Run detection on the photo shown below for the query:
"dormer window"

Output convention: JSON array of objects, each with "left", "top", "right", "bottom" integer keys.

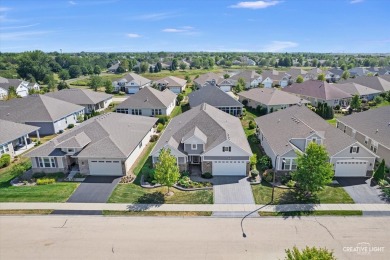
[
  {"left": 222, "top": 146, "right": 231, "bottom": 152},
  {"left": 191, "top": 144, "right": 197, "bottom": 150},
  {"left": 311, "top": 137, "right": 317, "bottom": 143},
  {"left": 350, "top": 146, "right": 359, "bottom": 154}
]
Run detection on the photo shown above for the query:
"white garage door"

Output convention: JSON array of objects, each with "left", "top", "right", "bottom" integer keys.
[
  {"left": 334, "top": 160, "right": 368, "bottom": 177},
  {"left": 88, "top": 160, "right": 123, "bottom": 176},
  {"left": 219, "top": 86, "right": 231, "bottom": 92},
  {"left": 212, "top": 160, "right": 246, "bottom": 176},
  {"left": 169, "top": 87, "right": 181, "bottom": 94}
]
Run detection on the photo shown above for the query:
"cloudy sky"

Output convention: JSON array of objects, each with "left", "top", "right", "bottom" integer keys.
[{"left": 0, "top": 0, "right": 389, "bottom": 53}]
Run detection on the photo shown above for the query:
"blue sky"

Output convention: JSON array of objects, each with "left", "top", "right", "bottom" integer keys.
[{"left": 0, "top": 0, "right": 389, "bottom": 53}]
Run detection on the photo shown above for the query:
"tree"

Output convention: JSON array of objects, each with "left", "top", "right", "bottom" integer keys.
[
  {"left": 59, "top": 69, "right": 70, "bottom": 81},
  {"left": 341, "top": 70, "right": 350, "bottom": 80},
  {"left": 292, "top": 142, "right": 334, "bottom": 197},
  {"left": 234, "top": 77, "right": 246, "bottom": 93},
  {"left": 90, "top": 75, "right": 102, "bottom": 91},
  {"left": 185, "top": 75, "right": 191, "bottom": 83},
  {"left": 154, "top": 148, "right": 180, "bottom": 195},
  {"left": 179, "top": 62, "right": 187, "bottom": 70},
  {"left": 177, "top": 93, "right": 184, "bottom": 103},
  {"left": 317, "top": 73, "right": 325, "bottom": 81},
  {"left": 94, "top": 65, "right": 101, "bottom": 75},
  {"left": 250, "top": 154, "right": 257, "bottom": 169},
  {"left": 149, "top": 66, "right": 154, "bottom": 73},
  {"left": 17, "top": 50, "right": 52, "bottom": 82},
  {"left": 57, "top": 81, "right": 69, "bottom": 90},
  {"left": 156, "top": 62, "right": 162, "bottom": 72},
  {"left": 104, "top": 79, "right": 113, "bottom": 94},
  {"left": 68, "top": 65, "right": 82, "bottom": 78},
  {"left": 171, "top": 59, "right": 178, "bottom": 71},
  {"left": 373, "top": 159, "right": 386, "bottom": 182},
  {"left": 350, "top": 94, "right": 361, "bottom": 110},
  {"left": 223, "top": 74, "right": 230, "bottom": 79},
  {"left": 285, "top": 246, "right": 336, "bottom": 260},
  {"left": 116, "top": 66, "right": 126, "bottom": 73},
  {"left": 7, "top": 86, "right": 17, "bottom": 100},
  {"left": 296, "top": 75, "right": 304, "bottom": 83},
  {"left": 140, "top": 62, "right": 149, "bottom": 73}
]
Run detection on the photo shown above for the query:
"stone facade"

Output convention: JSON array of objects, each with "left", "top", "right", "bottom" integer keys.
[
  {"left": 178, "top": 163, "right": 188, "bottom": 172},
  {"left": 202, "top": 161, "right": 212, "bottom": 173},
  {"left": 78, "top": 159, "right": 90, "bottom": 175}
]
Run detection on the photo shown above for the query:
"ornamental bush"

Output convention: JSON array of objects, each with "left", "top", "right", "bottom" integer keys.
[{"left": 36, "top": 178, "right": 56, "bottom": 185}]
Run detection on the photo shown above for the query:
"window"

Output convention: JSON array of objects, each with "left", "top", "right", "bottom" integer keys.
[
  {"left": 152, "top": 109, "right": 162, "bottom": 116},
  {"left": 191, "top": 144, "right": 197, "bottom": 150},
  {"left": 282, "top": 158, "right": 297, "bottom": 171},
  {"left": 350, "top": 146, "right": 359, "bottom": 153},
  {"left": 138, "top": 141, "right": 142, "bottom": 148},
  {"left": 116, "top": 108, "right": 129, "bottom": 114},
  {"left": 222, "top": 146, "right": 231, "bottom": 152},
  {"left": 364, "top": 137, "right": 369, "bottom": 144},
  {"left": 131, "top": 109, "right": 142, "bottom": 115},
  {"left": 0, "top": 144, "right": 10, "bottom": 155},
  {"left": 38, "top": 157, "right": 56, "bottom": 168},
  {"left": 312, "top": 137, "right": 317, "bottom": 143},
  {"left": 68, "top": 148, "right": 74, "bottom": 153}
]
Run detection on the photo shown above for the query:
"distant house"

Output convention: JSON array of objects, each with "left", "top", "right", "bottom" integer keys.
[
  {"left": 0, "top": 77, "right": 32, "bottom": 99},
  {"left": 255, "top": 106, "right": 377, "bottom": 177},
  {"left": 379, "top": 75, "right": 390, "bottom": 83},
  {"left": 336, "top": 106, "right": 390, "bottom": 167},
  {"left": 230, "top": 70, "right": 262, "bottom": 89},
  {"left": 348, "top": 67, "right": 371, "bottom": 77},
  {"left": 46, "top": 89, "right": 113, "bottom": 114},
  {"left": 238, "top": 88, "right": 310, "bottom": 113},
  {"left": 327, "top": 68, "right": 344, "bottom": 82},
  {"left": 0, "top": 119, "right": 40, "bottom": 158},
  {"left": 112, "top": 73, "right": 151, "bottom": 94},
  {"left": 155, "top": 76, "right": 187, "bottom": 94},
  {"left": 26, "top": 113, "right": 157, "bottom": 176},
  {"left": 150, "top": 103, "right": 252, "bottom": 176},
  {"left": 193, "top": 72, "right": 235, "bottom": 92},
  {"left": 283, "top": 80, "right": 351, "bottom": 107},
  {"left": 0, "top": 95, "right": 84, "bottom": 136},
  {"left": 285, "top": 68, "right": 308, "bottom": 83},
  {"left": 107, "top": 61, "right": 121, "bottom": 73},
  {"left": 332, "top": 82, "right": 380, "bottom": 101},
  {"left": 339, "top": 76, "right": 390, "bottom": 93},
  {"left": 305, "top": 68, "right": 323, "bottom": 80},
  {"left": 188, "top": 84, "right": 243, "bottom": 116},
  {"left": 115, "top": 86, "right": 176, "bottom": 116},
  {"left": 261, "top": 70, "right": 289, "bottom": 88}
]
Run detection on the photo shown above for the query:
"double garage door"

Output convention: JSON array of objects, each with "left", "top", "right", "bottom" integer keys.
[
  {"left": 334, "top": 159, "right": 368, "bottom": 177},
  {"left": 212, "top": 160, "right": 246, "bottom": 176},
  {"left": 88, "top": 160, "right": 123, "bottom": 176}
]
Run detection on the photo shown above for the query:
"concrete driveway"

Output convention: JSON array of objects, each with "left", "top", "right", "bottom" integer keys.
[
  {"left": 67, "top": 176, "right": 121, "bottom": 203},
  {"left": 336, "top": 177, "right": 387, "bottom": 204}
]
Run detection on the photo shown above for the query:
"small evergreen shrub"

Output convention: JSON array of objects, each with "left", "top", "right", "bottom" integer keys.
[
  {"left": 201, "top": 172, "right": 213, "bottom": 179},
  {"left": 36, "top": 178, "right": 56, "bottom": 185}
]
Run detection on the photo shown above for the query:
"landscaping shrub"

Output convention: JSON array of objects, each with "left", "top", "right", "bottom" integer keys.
[
  {"left": 118, "top": 91, "right": 125, "bottom": 96},
  {"left": 286, "top": 180, "right": 296, "bottom": 188},
  {"left": 181, "top": 171, "right": 190, "bottom": 177},
  {"left": 0, "top": 154, "right": 11, "bottom": 168},
  {"left": 334, "top": 105, "right": 340, "bottom": 110},
  {"left": 248, "top": 120, "right": 256, "bottom": 129},
  {"left": 285, "top": 246, "right": 336, "bottom": 260},
  {"left": 250, "top": 135, "right": 260, "bottom": 144},
  {"left": 73, "top": 172, "right": 84, "bottom": 178},
  {"left": 177, "top": 176, "right": 191, "bottom": 188},
  {"left": 46, "top": 172, "right": 65, "bottom": 180},
  {"left": 58, "top": 130, "right": 64, "bottom": 134},
  {"left": 156, "top": 115, "right": 169, "bottom": 125},
  {"left": 150, "top": 135, "right": 159, "bottom": 142},
  {"left": 250, "top": 169, "right": 259, "bottom": 179},
  {"left": 67, "top": 124, "right": 74, "bottom": 129},
  {"left": 32, "top": 172, "right": 46, "bottom": 179},
  {"left": 379, "top": 179, "right": 389, "bottom": 187},
  {"left": 281, "top": 175, "right": 292, "bottom": 185},
  {"left": 374, "top": 96, "right": 383, "bottom": 104},
  {"left": 258, "top": 155, "right": 272, "bottom": 171},
  {"left": 263, "top": 171, "right": 274, "bottom": 183},
  {"left": 368, "top": 101, "right": 377, "bottom": 107},
  {"left": 373, "top": 159, "right": 386, "bottom": 182},
  {"left": 156, "top": 123, "right": 164, "bottom": 133},
  {"left": 144, "top": 168, "right": 155, "bottom": 183},
  {"left": 36, "top": 177, "right": 56, "bottom": 185},
  {"left": 201, "top": 172, "right": 213, "bottom": 179},
  {"left": 242, "top": 99, "right": 248, "bottom": 106}
]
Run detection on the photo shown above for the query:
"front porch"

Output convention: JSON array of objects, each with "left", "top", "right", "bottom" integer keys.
[{"left": 13, "top": 142, "right": 36, "bottom": 157}]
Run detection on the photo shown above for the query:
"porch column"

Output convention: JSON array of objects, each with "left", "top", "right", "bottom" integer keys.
[
  {"left": 23, "top": 135, "right": 28, "bottom": 150},
  {"left": 36, "top": 130, "right": 40, "bottom": 141}
]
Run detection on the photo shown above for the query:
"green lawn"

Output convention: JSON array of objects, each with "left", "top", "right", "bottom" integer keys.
[
  {"left": 252, "top": 182, "right": 354, "bottom": 205},
  {"left": 142, "top": 68, "right": 222, "bottom": 81},
  {"left": 259, "top": 210, "right": 362, "bottom": 217},
  {"left": 108, "top": 184, "right": 213, "bottom": 204},
  {"left": 326, "top": 118, "right": 337, "bottom": 126},
  {"left": 103, "top": 210, "right": 212, "bottom": 216},
  {"left": 374, "top": 100, "right": 390, "bottom": 108}
]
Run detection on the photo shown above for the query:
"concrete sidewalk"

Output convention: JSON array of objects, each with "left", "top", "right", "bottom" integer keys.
[{"left": 1, "top": 203, "right": 390, "bottom": 212}]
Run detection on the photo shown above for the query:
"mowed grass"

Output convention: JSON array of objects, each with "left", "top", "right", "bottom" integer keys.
[
  {"left": 103, "top": 210, "right": 212, "bottom": 217},
  {"left": 251, "top": 182, "right": 354, "bottom": 205},
  {"left": 0, "top": 210, "right": 53, "bottom": 215},
  {"left": 259, "top": 210, "right": 362, "bottom": 217},
  {"left": 142, "top": 68, "right": 222, "bottom": 81},
  {"left": 108, "top": 184, "right": 213, "bottom": 204}
]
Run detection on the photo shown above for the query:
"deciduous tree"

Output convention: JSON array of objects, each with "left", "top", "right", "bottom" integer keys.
[{"left": 154, "top": 148, "right": 180, "bottom": 195}]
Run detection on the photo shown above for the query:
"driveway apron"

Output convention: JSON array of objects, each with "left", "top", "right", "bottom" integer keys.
[{"left": 336, "top": 177, "right": 387, "bottom": 204}]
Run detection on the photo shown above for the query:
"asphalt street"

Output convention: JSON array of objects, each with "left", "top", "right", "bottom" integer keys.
[{"left": 1, "top": 215, "right": 389, "bottom": 259}]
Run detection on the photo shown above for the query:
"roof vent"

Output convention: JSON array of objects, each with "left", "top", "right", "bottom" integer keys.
[
  {"left": 277, "top": 119, "right": 280, "bottom": 123},
  {"left": 376, "top": 129, "right": 379, "bottom": 133}
]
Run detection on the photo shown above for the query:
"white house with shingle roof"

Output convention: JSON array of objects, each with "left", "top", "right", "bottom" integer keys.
[
  {"left": 26, "top": 113, "right": 157, "bottom": 176},
  {"left": 112, "top": 72, "right": 151, "bottom": 94},
  {"left": 333, "top": 82, "right": 380, "bottom": 101},
  {"left": 230, "top": 70, "right": 262, "bottom": 89},
  {"left": 115, "top": 86, "right": 176, "bottom": 116},
  {"left": 0, "top": 77, "right": 31, "bottom": 99},
  {"left": 255, "top": 106, "right": 377, "bottom": 177},
  {"left": 0, "top": 95, "right": 84, "bottom": 136},
  {"left": 151, "top": 103, "right": 252, "bottom": 176},
  {"left": 155, "top": 76, "right": 187, "bottom": 94}
]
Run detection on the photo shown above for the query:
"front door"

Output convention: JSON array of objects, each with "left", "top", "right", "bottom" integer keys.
[{"left": 191, "top": 156, "right": 200, "bottom": 164}]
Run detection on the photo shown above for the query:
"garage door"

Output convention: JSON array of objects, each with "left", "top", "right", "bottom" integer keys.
[
  {"left": 334, "top": 160, "right": 368, "bottom": 177},
  {"left": 88, "top": 160, "right": 123, "bottom": 176},
  {"left": 169, "top": 87, "right": 181, "bottom": 94},
  {"left": 219, "top": 86, "right": 231, "bottom": 92},
  {"left": 212, "top": 160, "right": 246, "bottom": 176}
]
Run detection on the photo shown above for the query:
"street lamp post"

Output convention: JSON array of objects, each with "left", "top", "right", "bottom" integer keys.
[{"left": 272, "top": 155, "right": 279, "bottom": 202}]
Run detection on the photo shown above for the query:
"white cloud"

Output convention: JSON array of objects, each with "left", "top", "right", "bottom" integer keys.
[
  {"left": 132, "top": 12, "right": 178, "bottom": 21},
  {"left": 126, "top": 33, "right": 141, "bottom": 38},
  {"left": 162, "top": 28, "right": 186, "bottom": 33},
  {"left": 230, "top": 1, "right": 281, "bottom": 9},
  {"left": 162, "top": 26, "right": 197, "bottom": 34},
  {"left": 0, "top": 31, "right": 51, "bottom": 41},
  {"left": 261, "top": 41, "right": 298, "bottom": 52},
  {"left": 1, "top": 23, "right": 40, "bottom": 30},
  {"left": 68, "top": 1, "right": 77, "bottom": 5},
  {"left": 0, "top": 6, "right": 11, "bottom": 12},
  {"left": 350, "top": 0, "right": 364, "bottom": 3}
]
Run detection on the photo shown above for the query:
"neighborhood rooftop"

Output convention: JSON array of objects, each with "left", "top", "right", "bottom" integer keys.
[
  {"left": 332, "top": 82, "right": 381, "bottom": 96},
  {"left": 284, "top": 80, "right": 352, "bottom": 100},
  {"left": 0, "top": 119, "right": 40, "bottom": 145},
  {"left": 116, "top": 86, "right": 176, "bottom": 109},
  {"left": 117, "top": 72, "right": 151, "bottom": 85},
  {"left": 0, "top": 77, "right": 24, "bottom": 91},
  {"left": 154, "top": 76, "right": 187, "bottom": 87},
  {"left": 26, "top": 112, "right": 157, "bottom": 159},
  {"left": 237, "top": 88, "right": 310, "bottom": 106},
  {"left": 339, "top": 76, "right": 390, "bottom": 92},
  {"left": 188, "top": 84, "right": 243, "bottom": 108},
  {"left": 45, "top": 89, "right": 113, "bottom": 105}
]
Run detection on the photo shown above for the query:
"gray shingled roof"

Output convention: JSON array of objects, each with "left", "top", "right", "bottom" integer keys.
[
  {"left": 339, "top": 76, "right": 390, "bottom": 92},
  {"left": 26, "top": 112, "right": 157, "bottom": 158},
  {"left": 155, "top": 76, "right": 187, "bottom": 87},
  {"left": 193, "top": 72, "right": 222, "bottom": 86},
  {"left": 181, "top": 126, "right": 207, "bottom": 143},
  {"left": 151, "top": 103, "right": 252, "bottom": 156},
  {"left": 0, "top": 77, "right": 23, "bottom": 91},
  {"left": 284, "top": 80, "right": 352, "bottom": 100},
  {"left": 230, "top": 70, "right": 261, "bottom": 83},
  {"left": 188, "top": 84, "right": 243, "bottom": 108},
  {"left": 337, "top": 106, "right": 390, "bottom": 148},
  {"left": 333, "top": 82, "right": 381, "bottom": 96},
  {"left": 328, "top": 68, "right": 344, "bottom": 77},
  {"left": 116, "top": 87, "right": 176, "bottom": 109},
  {"left": 285, "top": 68, "right": 308, "bottom": 79},
  {"left": 0, "top": 95, "right": 84, "bottom": 123},
  {"left": 55, "top": 132, "right": 91, "bottom": 149},
  {"left": 379, "top": 75, "right": 390, "bottom": 82},
  {"left": 115, "top": 72, "right": 151, "bottom": 86},
  {"left": 0, "top": 119, "right": 40, "bottom": 145},
  {"left": 255, "top": 105, "right": 359, "bottom": 156},
  {"left": 238, "top": 88, "right": 310, "bottom": 106},
  {"left": 46, "top": 89, "right": 113, "bottom": 105}
]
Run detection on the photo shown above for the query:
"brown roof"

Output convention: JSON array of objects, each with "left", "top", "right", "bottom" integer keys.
[
  {"left": 284, "top": 80, "right": 351, "bottom": 100},
  {"left": 237, "top": 88, "right": 310, "bottom": 106}
]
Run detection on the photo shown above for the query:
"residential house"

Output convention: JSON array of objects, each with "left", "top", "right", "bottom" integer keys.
[
  {"left": 107, "top": 61, "right": 121, "bottom": 73},
  {"left": 155, "top": 76, "right": 187, "bottom": 94},
  {"left": 230, "top": 70, "right": 262, "bottom": 89},
  {"left": 348, "top": 67, "right": 371, "bottom": 77},
  {"left": 238, "top": 88, "right": 310, "bottom": 113},
  {"left": 285, "top": 68, "right": 308, "bottom": 83},
  {"left": 0, "top": 119, "right": 40, "bottom": 158},
  {"left": 0, "top": 77, "right": 30, "bottom": 99},
  {"left": 255, "top": 106, "right": 377, "bottom": 177},
  {"left": 46, "top": 89, "right": 113, "bottom": 114},
  {"left": 194, "top": 72, "right": 222, "bottom": 89},
  {"left": 336, "top": 106, "right": 390, "bottom": 167},
  {"left": 151, "top": 103, "right": 252, "bottom": 176},
  {"left": 261, "top": 70, "right": 289, "bottom": 88},
  {"left": 326, "top": 68, "right": 344, "bottom": 82},
  {"left": 339, "top": 76, "right": 390, "bottom": 93},
  {"left": 0, "top": 95, "right": 84, "bottom": 136},
  {"left": 305, "top": 68, "right": 323, "bottom": 80},
  {"left": 283, "top": 80, "right": 351, "bottom": 107},
  {"left": 333, "top": 82, "right": 380, "bottom": 101},
  {"left": 188, "top": 84, "right": 243, "bottom": 116},
  {"left": 379, "top": 75, "right": 390, "bottom": 83},
  {"left": 115, "top": 86, "right": 176, "bottom": 116},
  {"left": 26, "top": 113, "right": 157, "bottom": 176},
  {"left": 112, "top": 73, "right": 151, "bottom": 94}
]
